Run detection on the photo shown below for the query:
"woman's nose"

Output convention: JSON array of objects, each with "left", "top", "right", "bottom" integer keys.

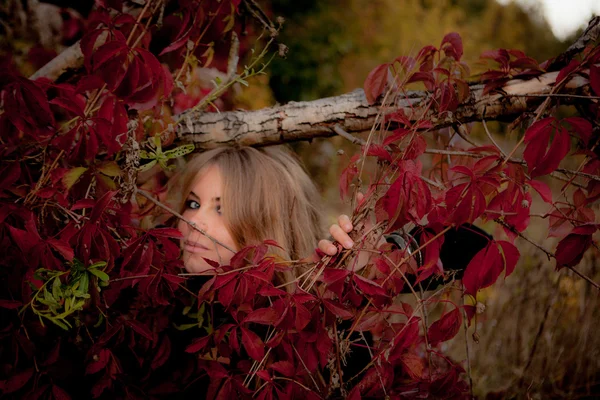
[{"left": 190, "top": 212, "right": 208, "bottom": 231}]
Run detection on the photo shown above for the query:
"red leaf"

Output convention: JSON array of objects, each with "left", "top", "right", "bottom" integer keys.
[
  {"left": 401, "top": 353, "right": 425, "bottom": 380},
  {"left": 86, "top": 349, "right": 111, "bottom": 375},
  {"left": 151, "top": 336, "right": 171, "bottom": 370},
  {"left": 322, "top": 269, "right": 350, "bottom": 284},
  {"left": 323, "top": 299, "right": 353, "bottom": 319},
  {"left": 241, "top": 328, "right": 265, "bottom": 361},
  {"left": 0, "top": 368, "right": 34, "bottom": 394},
  {"left": 462, "top": 242, "right": 504, "bottom": 296},
  {"left": 270, "top": 361, "right": 295, "bottom": 377},
  {"left": 523, "top": 118, "right": 569, "bottom": 177},
  {"left": 428, "top": 307, "right": 462, "bottom": 346},
  {"left": 185, "top": 336, "right": 210, "bottom": 353},
  {"left": 158, "top": 13, "right": 194, "bottom": 55},
  {"left": 445, "top": 183, "right": 486, "bottom": 225},
  {"left": 125, "top": 320, "right": 154, "bottom": 341},
  {"left": 256, "top": 370, "right": 271, "bottom": 382},
  {"left": 258, "top": 285, "right": 287, "bottom": 297},
  {"left": 295, "top": 303, "right": 311, "bottom": 331},
  {"left": 0, "top": 161, "right": 21, "bottom": 191},
  {"left": 354, "top": 311, "right": 383, "bottom": 331},
  {"left": 529, "top": 179, "right": 552, "bottom": 203},
  {"left": 218, "top": 279, "right": 237, "bottom": 308},
  {"left": 148, "top": 227, "right": 183, "bottom": 239},
  {"left": 555, "top": 228, "right": 595, "bottom": 269},
  {"left": 347, "top": 386, "right": 362, "bottom": 400},
  {"left": 0, "top": 299, "right": 23, "bottom": 309},
  {"left": 498, "top": 240, "right": 519, "bottom": 277},
  {"left": 47, "top": 238, "right": 74, "bottom": 261},
  {"left": 339, "top": 155, "right": 359, "bottom": 200},
  {"left": 51, "top": 385, "right": 71, "bottom": 400},
  {"left": 555, "top": 59, "right": 579, "bottom": 84},
  {"left": 563, "top": 116, "right": 592, "bottom": 145},
  {"left": 353, "top": 274, "right": 387, "bottom": 297},
  {"left": 364, "top": 63, "right": 389, "bottom": 104},
  {"left": 440, "top": 32, "right": 463, "bottom": 61},
  {"left": 463, "top": 305, "right": 476, "bottom": 325},
  {"left": 89, "top": 191, "right": 116, "bottom": 223},
  {"left": 244, "top": 308, "right": 279, "bottom": 325},
  {"left": 365, "top": 144, "right": 392, "bottom": 163}
]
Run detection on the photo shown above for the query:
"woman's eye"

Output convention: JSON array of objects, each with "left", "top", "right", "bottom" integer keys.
[
  {"left": 216, "top": 204, "right": 222, "bottom": 215},
  {"left": 186, "top": 200, "right": 200, "bottom": 210}
]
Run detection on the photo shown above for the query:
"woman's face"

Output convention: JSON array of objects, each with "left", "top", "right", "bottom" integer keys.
[{"left": 178, "top": 165, "right": 238, "bottom": 273}]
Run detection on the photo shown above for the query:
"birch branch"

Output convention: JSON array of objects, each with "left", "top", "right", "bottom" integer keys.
[{"left": 175, "top": 70, "right": 592, "bottom": 149}]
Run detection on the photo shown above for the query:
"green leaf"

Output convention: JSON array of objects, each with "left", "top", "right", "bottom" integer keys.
[
  {"left": 77, "top": 273, "right": 89, "bottom": 295},
  {"left": 49, "top": 317, "right": 70, "bottom": 330},
  {"left": 94, "top": 313, "right": 104, "bottom": 328},
  {"left": 72, "top": 299, "right": 85, "bottom": 311},
  {"left": 52, "top": 277, "right": 62, "bottom": 299},
  {"left": 138, "top": 159, "right": 157, "bottom": 172},
  {"left": 89, "top": 261, "right": 107, "bottom": 269},
  {"left": 37, "top": 297, "right": 58, "bottom": 307},
  {"left": 98, "top": 161, "right": 122, "bottom": 177},
  {"left": 173, "top": 323, "right": 201, "bottom": 331},
  {"left": 163, "top": 144, "right": 195, "bottom": 159},
  {"left": 62, "top": 167, "right": 88, "bottom": 190},
  {"left": 89, "top": 268, "right": 109, "bottom": 282}
]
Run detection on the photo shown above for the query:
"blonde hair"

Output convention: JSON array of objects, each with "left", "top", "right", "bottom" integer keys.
[{"left": 169, "top": 146, "right": 324, "bottom": 283}]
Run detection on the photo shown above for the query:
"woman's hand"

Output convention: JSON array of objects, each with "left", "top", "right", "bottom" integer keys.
[{"left": 318, "top": 214, "right": 354, "bottom": 256}]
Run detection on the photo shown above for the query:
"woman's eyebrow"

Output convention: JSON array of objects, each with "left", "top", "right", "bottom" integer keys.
[{"left": 190, "top": 192, "right": 220, "bottom": 202}]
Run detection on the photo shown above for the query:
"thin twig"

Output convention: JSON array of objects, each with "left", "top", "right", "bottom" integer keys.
[
  {"left": 482, "top": 119, "right": 508, "bottom": 159},
  {"left": 333, "top": 125, "right": 366, "bottom": 145}
]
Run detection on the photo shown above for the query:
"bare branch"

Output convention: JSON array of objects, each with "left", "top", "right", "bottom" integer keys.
[{"left": 176, "top": 70, "right": 591, "bottom": 149}]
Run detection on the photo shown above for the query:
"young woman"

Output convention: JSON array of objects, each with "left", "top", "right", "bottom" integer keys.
[{"left": 168, "top": 145, "right": 353, "bottom": 284}]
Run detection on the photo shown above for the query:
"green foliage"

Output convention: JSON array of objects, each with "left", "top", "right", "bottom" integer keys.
[{"left": 23, "top": 260, "right": 108, "bottom": 330}]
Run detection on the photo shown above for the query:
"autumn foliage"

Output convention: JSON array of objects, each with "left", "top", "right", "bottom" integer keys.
[{"left": 1, "top": 1, "right": 600, "bottom": 399}]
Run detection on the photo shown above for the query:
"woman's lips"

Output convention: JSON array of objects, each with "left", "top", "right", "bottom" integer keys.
[{"left": 183, "top": 241, "right": 210, "bottom": 253}]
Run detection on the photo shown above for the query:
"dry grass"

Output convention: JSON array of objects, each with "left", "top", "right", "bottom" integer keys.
[{"left": 447, "top": 241, "right": 600, "bottom": 399}]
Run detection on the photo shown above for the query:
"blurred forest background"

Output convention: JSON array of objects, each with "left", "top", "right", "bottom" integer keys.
[{"left": 1, "top": 0, "right": 598, "bottom": 397}]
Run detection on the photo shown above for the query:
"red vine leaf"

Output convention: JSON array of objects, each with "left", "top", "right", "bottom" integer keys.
[
  {"left": 462, "top": 242, "right": 504, "bottom": 296},
  {"left": 440, "top": 32, "right": 463, "bottom": 61},
  {"left": 555, "top": 225, "right": 597, "bottom": 269},
  {"left": 364, "top": 63, "right": 389, "bottom": 104},
  {"left": 523, "top": 117, "right": 570, "bottom": 177},
  {"left": 428, "top": 307, "right": 462, "bottom": 346},
  {"left": 241, "top": 328, "right": 265, "bottom": 361},
  {"left": 86, "top": 349, "right": 111, "bottom": 375}
]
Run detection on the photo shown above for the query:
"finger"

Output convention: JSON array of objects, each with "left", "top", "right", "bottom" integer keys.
[
  {"left": 337, "top": 214, "right": 353, "bottom": 232},
  {"left": 318, "top": 239, "right": 338, "bottom": 256},
  {"left": 329, "top": 224, "right": 354, "bottom": 249},
  {"left": 356, "top": 191, "right": 364, "bottom": 203}
]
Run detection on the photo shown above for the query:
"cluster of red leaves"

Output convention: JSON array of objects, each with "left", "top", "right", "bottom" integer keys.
[
  {"left": 361, "top": 31, "right": 600, "bottom": 277},
  {"left": 338, "top": 32, "right": 600, "bottom": 394},
  {"left": 0, "top": 0, "right": 253, "bottom": 398}
]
